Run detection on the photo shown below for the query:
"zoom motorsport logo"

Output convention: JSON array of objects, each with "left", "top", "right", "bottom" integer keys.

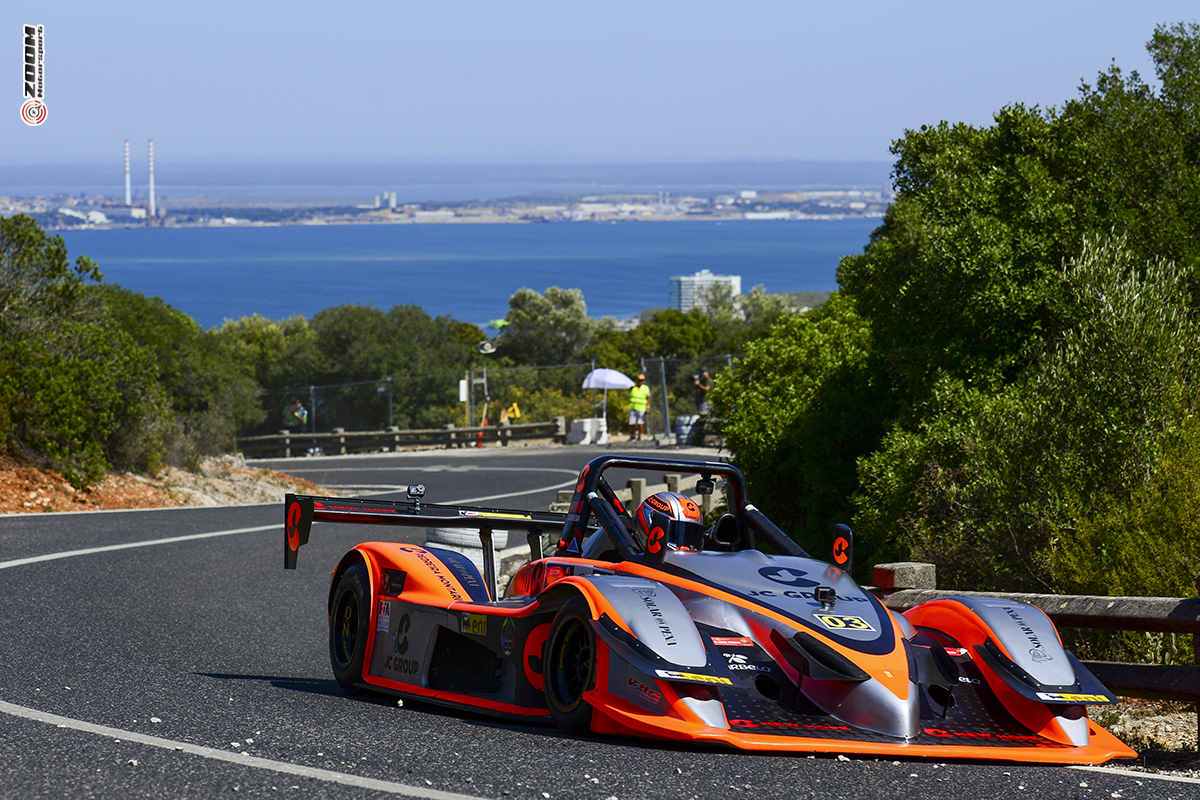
[{"left": 21, "top": 24, "right": 46, "bottom": 125}]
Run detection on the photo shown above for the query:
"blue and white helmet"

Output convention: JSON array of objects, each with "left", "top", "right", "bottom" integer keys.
[{"left": 635, "top": 491, "right": 704, "bottom": 555}]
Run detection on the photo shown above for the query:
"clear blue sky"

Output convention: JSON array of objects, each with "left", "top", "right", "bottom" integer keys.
[{"left": 4, "top": 2, "right": 1198, "bottom": 165}]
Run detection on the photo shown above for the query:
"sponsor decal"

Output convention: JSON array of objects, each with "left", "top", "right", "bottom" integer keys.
[
  {"left": 654, "top": 669, "right": 733, "bottom": 686},
  {"left": 376, "top": 600, "right": 391, "bottom": 632},
  {"left": 958, "top": 676, "right": 981, "bottom": 685},
  {"left": 711, "top": 636, "right": 754, "bottom": 647},
  {"left": 646, "top": 526, "right": 665, "bottom": 555},
  {"left": 396, "top": 545, "right": 464, "bottom": 602},
  {"left": 814, "top": 614, "right": 876, "bottom": 632},
  {"left": 723, "top": 652, "right": 769, "bottom": 672},
  {"left": 383, "top": 614, "right": 419, "bottom": 674},
  {"left": 1001, "top": 606, "right": 1054, "bottom": 664},
  {"left": 632, "top": 588, "right": 677, "bottom": 647},
  {"left": 21, "top": 24, "right": 46, "bottom": 126},
  {"left": 384, "top": 654, "right": 420, "bottom": 675},
  {"left": 832, "top": 536, "right": 850, "bottom": 566},
  {"left": 381, "top": 569, "right": 407, "bottom": 596},
  {"left": 730, "top": 719, "right": 851, "bottom": 732},
  {"left": 286, "top": 501, "right": 302, "bottom": 552},
  {"left": 923, "top": 728, "right": 1044, "bottom": 744},
  {"left": 575, "top": 465, "right": 589, "bottom": 493},
  {"left": 627, "top": 676, "right": 662, "bottom": 705},
  {"left": 945, "top": 647, "right": 968, "bottom": 657},
  {"left": 393, "top": 614, "right": 411, "bottom": 655},
  {"left": 501, "top": 617, "right": 516, "bottom": 655},
  {"left": 758, "top": 566, "right": 820, "bottom": 589},
  {"left": 746, "top": 588, "right": 869, "bottom": 603},
  {"left": 457, "top": 510, "right": 532, "bottom": 520},
  {"left": 645, "top": 495, "right": 672, "bottom": 514},
  {"left": 461, "top": 612, "right": 488, "bottom": 637},
  {"left": 679, "top": 497, "right": 700, "bottom": 520},
  {"left": 1035, "top": 691, "right": 1112, "bottom": 703}
]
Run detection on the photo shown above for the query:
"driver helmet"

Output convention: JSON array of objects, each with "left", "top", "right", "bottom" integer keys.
[{"left": 635, "top": 491, "right": 704, "bottom": 554}]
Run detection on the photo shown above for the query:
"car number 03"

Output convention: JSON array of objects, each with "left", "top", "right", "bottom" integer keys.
[{"left": 814, "top": 614, "right": 875, "bottom": 632}]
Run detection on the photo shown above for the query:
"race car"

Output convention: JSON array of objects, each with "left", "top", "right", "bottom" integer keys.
[{"left": 282, "top": 454, "right": 1134, "bottom": 764}]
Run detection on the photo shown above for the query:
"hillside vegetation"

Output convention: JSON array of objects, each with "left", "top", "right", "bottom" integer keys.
[{"left": 713, "top": 23, "right": 1200, "bottom": 623}]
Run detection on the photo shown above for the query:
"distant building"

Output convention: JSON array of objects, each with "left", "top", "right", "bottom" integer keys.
[{"left": 670, "top": 269, "right": 741, "bottom": 313}]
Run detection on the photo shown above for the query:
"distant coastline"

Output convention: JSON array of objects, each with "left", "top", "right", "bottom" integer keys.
[
  {"left": 0, "top": 159, "right": 893, "bottom": 231},
  {"left": 13, "top": 188, "right": 889, "bottom": 232}
]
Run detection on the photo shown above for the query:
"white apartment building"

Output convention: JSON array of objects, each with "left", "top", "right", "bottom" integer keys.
[{"left": 669, "top": 269, "right": 742, "bottom": 313}]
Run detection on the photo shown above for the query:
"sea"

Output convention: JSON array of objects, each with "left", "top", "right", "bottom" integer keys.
[{"left": 58, "top": 219, "right": 877, "bottom": 330}]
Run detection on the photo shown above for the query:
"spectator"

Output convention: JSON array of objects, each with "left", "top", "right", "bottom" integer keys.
[
  {"left": 693, "top": 367, "right": 712, "bottom": 415},
  {"left": 284, "top": 396, "right": 308, "bottom": 434},
  {"left": 628, "top": 374, "right": 650, "bottom": 441}
]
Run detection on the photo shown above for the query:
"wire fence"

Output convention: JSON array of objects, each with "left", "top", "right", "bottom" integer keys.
[{"left": 264, "top": 356, "right": 736, "bottom": 440}]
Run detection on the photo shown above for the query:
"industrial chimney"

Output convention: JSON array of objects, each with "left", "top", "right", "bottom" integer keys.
[
  {"left": 124, "top": 140, "right": 131, "bottom": 206},
  {"left": 148, "top": 139, "right": 156, "bottom": 218}
]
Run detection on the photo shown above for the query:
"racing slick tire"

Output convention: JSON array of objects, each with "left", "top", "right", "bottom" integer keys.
[
  {"left": 330, "top": 561, "right": 370, "bottom": 696},
  {"left": 543, "top": 595, "right": 596, "bottom": 733}
]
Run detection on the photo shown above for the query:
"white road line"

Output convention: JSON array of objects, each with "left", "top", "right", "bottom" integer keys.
[
  {"left": 0, "top": 525, "right": 276, "bottom": 571},
  {"left": 443, "top": 479, "right": 577, "bottom": 505},
  {"left": 1070, "top": 764, "right": 1200, "bottom": 785},
  {"left": 0, "top": 700, "right": 485, "bottom": 799},
  {"left": 0, "top": 478, "right": 574, "bottom": 572}
]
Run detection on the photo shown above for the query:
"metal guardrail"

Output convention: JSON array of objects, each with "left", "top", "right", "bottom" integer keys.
[
  {"left": 238, "top": 418, "right": 567, "bottom": 457},
  {"left": 873, "top": 562, "right": 1200, "bottom": 745}
]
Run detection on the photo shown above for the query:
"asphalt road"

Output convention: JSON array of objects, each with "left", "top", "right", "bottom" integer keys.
[{"left": 1, "top": 445, "right": 1195, "bottom": 799}]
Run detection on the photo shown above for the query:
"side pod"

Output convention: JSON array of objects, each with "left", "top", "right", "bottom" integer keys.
[{"left": 905, "top": 597, "right": 1119, "bottom": 747}]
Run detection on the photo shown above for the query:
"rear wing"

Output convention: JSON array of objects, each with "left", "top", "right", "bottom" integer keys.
[{"left": 284, "top": 489, "right": 571, "bottom": 591}]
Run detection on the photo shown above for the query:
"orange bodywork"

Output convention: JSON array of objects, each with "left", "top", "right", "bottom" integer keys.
[{"left": 335, "top": 543, "right": 1134, "bottom": 764}]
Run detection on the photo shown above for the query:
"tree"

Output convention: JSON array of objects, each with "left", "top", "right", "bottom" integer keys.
[
  {"left": 710, "top": 293, "right": 897, "bottom": 566},
  {"left": 0, "top": 216, "right": 170, "bottom": 483},
  {"left": 499, "top": 287, "right": 595, "bottom": 365},
  {"left": 854, "top": 237, "right": 1198, "bottom": 591}
]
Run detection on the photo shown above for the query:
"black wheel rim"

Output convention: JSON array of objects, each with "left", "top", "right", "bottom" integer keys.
[
  {"left": 333, "top": 589, "right": 359, "bottom": 667},
  {"left": 550, "top": 618, "right": 592, "bottom": 709}
]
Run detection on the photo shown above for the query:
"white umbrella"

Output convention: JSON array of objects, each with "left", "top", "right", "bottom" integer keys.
[
  {"left": 582, "top": 368, "right": 635, "bottom": 420},
  {"left": 582, "top": 368, "right": 635, "bottom": 390}
]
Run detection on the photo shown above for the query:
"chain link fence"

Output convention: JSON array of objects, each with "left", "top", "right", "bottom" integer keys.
[
  {"left": 264, "top": 356, "right": 735, "bottom": 441},
  {"left": 636, "top": 355, "right": 735, "bottom": 440}
]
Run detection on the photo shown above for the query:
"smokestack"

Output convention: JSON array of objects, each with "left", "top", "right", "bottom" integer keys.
[
  {"left": 148, "top": 139, "right": 156, "bottom": 218},
  {"left": 124, "top": 140, "right": 131, "bottom": 206}
]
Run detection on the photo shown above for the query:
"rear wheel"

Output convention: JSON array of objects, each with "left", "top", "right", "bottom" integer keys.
[
  {"left": 543, "top": 596, "right": 596, "bottom": 732},
  {"left": 330, "top": 562, "right": 369, "bottom": 695}
]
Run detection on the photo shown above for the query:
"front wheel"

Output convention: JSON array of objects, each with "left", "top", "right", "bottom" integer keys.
[
  {"left": 543, "top": 595, "right": 596, "bottom": 732},
  {"left": 330, "top": 562, "right": 370, "bottom": 695}
]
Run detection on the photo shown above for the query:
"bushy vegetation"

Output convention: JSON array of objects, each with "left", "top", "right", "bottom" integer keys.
[
  {"left": 714, "top": 22, "right": 1200, "bottom": 622},
  {"left": 0, "top": 218, "right": 799, "bottom": 484}
]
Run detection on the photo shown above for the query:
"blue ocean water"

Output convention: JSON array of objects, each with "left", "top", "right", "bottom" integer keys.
[{"left": 59, "top": 219, "right": 877, "bottom": 330}]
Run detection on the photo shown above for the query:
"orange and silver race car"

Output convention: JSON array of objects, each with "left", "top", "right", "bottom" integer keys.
[{"left": 282, "top": 455, "right": 1133, "bottom": 764}]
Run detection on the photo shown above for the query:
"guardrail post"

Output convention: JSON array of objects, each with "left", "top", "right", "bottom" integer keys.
[
  {"left": 443, "top": 423, "right": 457, "bottom": 448},
  {"left": 280, "top": 430, "right": 292, "bottom": 459},
  {"left": 664, "top": 474, "right": 680, "bottom": 493},
  {"left": 553, "top": 416, "right": 567, "bottom": 443},
  {"left": 500, "top": 417, "right": 511, "bottom": 447},
  {"left": 387, "top": 425, "right": 400, "bottom": 451},
  {"left": 333, "top": 427, "right": 346, "bottom": 455},
  {"left": 627, "top": 478, "right": 647, "bottom": 508}
]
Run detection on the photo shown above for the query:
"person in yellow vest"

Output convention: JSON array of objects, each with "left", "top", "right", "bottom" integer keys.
[{"left": 628, "top": 373, "right": 651, "bottom": 441}]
